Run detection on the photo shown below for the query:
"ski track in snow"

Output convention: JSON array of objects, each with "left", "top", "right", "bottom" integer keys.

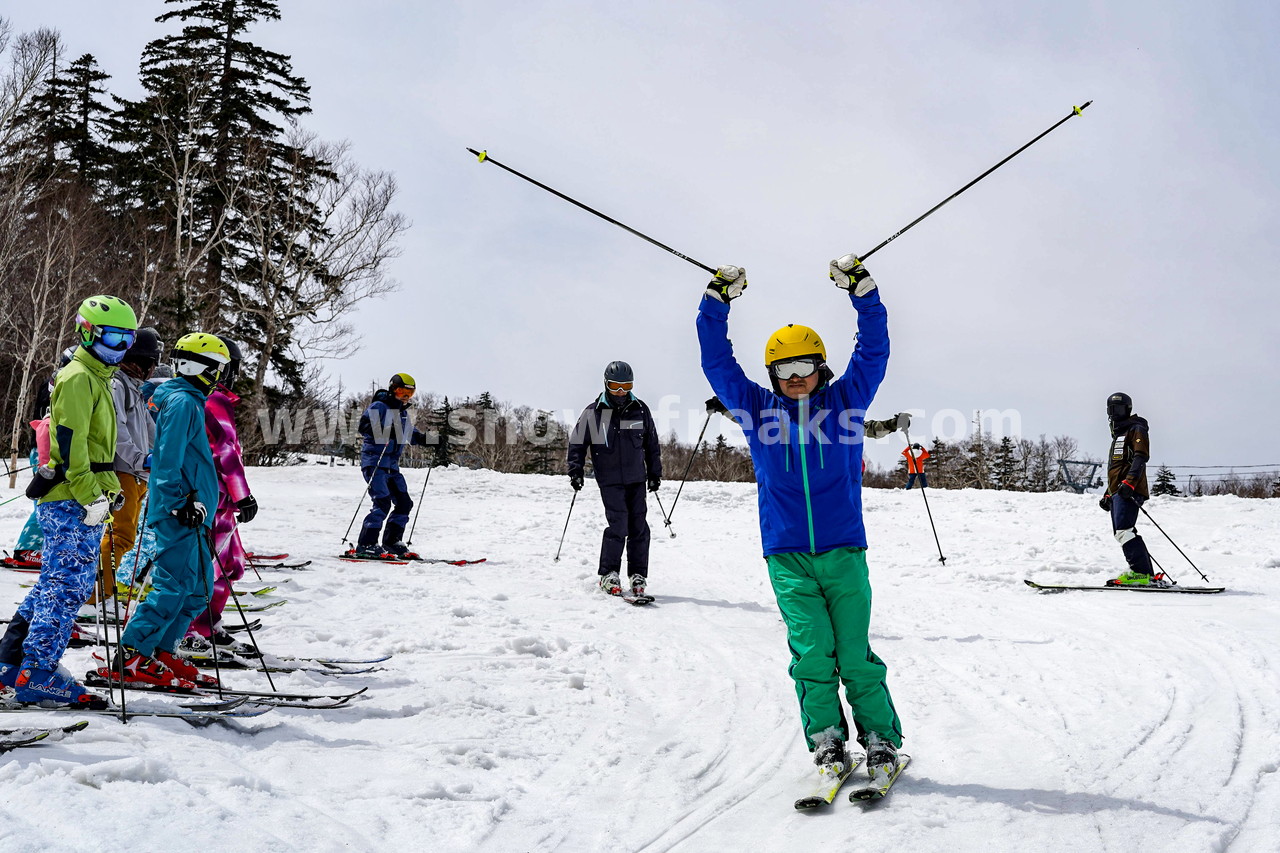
[{"left": 1, "top": 468, "right": 1277, "bottom": 853}]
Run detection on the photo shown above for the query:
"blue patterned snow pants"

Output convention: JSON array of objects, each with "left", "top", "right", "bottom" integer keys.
[{"left": 9, "top": 500, "right": 103, "bottom": 670}]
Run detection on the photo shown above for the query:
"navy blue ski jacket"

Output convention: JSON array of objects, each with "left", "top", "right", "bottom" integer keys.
[
  {"left": 359, "top": 390, "right": 427, "bottom": 470},
  {"left": 697, "top": 290, "right": 889, "bottom": 557},
  {"left": 566, "top": 394, "right": 662, "bottom": 486}
]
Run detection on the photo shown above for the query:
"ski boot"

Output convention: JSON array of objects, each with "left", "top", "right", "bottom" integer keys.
[
  {"left": 864, "top": 732, "right": 899, "bottom": 779},
  {"left": 599, "top": 571, "right": 623, "bottom": 595},
  {"left": 385, "top": 542, "right": 419, "bottom": 561},
  {"left": 630, "top": 574, "right": 648, "bottom": 597},
  {"left": 0, "top": 662, "right": 19, "bottom": 690},
  {"left": 102, "top": 649, "right": 196, "bottom": 691},
  {"left": 212, "top": 629, "right": 260, "bottom": 657},
  {"left": 156, "top": 650, "right": 219, "bottom": 688},
  {"left": 813, "top": 734, "right": 849, "bottom": 773},
  {"left": 353, "top": 544, "right": 388, "bottom": 560},
  {"left": 14, "top": 663, "right": 109, "bottom": 709}
]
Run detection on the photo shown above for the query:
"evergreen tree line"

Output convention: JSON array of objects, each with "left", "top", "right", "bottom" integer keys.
[
  {"left": 1150, "top": 465, "right": 1280, "bottom": 500},
  {"left": 0, "top": 4, "right": 407, "bottom": 483}
]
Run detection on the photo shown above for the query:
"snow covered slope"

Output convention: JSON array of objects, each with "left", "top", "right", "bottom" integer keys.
[{"left": 1, "top": 467, "right": 1277, "bottom": 853}]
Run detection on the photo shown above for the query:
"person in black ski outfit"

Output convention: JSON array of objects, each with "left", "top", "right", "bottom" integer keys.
[
  {"left": 1098, "top": 392, "right": 1166, "bottom": 586},
  {"left": 566, "top": 361, "right": 663, "bottom": 597}
]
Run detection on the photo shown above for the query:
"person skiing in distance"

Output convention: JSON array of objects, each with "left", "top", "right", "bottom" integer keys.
[
  {"left": 566, "top": 361, "right": 663, "bottom": 598},
  {"left": 1098, "top": 392, "right": 1166, "bottom": 587},
  {"left": 902, "top": 443, "right": 930, "bottom": 489},
  {"left": 353, "top": 373, "right": 431, "bottom": 560},
  {"left": 88, "top": 327, "right": 161, "bottom": 611},
  {"left": 0, "top": 295, "right": 138, "bottom": 708},
  {"left": 696, "top": 256, "right": 903, "bottom": 784},
  {"left": 183, "top": 338, "right": 258, "bottom": 655},
  {"left": 101, "top": 333, "right": 231, "bottom": 690}
]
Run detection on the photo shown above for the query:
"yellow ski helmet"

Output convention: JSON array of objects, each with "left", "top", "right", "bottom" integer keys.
[
  {"left": 764, "top": 324, "right": 826, "bottom": 366},
  {"left": 172, "top": 333, "right": 231, "bottom": 394}
]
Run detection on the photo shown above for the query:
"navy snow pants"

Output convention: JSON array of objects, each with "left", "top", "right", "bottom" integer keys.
[
  {"left": 598, "top": 482, "right": 650, "bottom": 578},
  {"left": 359, "top": 466, "right": 413, "bottom": 548}
]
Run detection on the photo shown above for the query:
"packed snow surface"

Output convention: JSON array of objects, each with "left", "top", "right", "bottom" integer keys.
[{"left": 1, "top": 465, "right": 1278, "bottom": 852}]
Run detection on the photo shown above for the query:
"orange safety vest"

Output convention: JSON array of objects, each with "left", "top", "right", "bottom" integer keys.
[{"left": 902, "top": 446, "right": 930, "bottom": 474}]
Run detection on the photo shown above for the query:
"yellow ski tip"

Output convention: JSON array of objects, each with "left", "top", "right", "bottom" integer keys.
[
  {"left": 1074, "top": 100, "right": 1093, "bottom": 115},
  {"left": 466, "top": 148, "right": 488, "bottom": 163}
]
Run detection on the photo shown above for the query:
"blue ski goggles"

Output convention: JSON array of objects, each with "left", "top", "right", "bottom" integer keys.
[{"left": 86, "top": 324, "right": 137, "bottom": 351}]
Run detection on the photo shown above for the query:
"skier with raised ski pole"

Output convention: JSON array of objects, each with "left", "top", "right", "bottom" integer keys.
[
  {"left": 697, "top": 256, "right": 905, "bottom": 805},
  {"left": 0, "top": 296, "right": 139, "bottom": 709}
]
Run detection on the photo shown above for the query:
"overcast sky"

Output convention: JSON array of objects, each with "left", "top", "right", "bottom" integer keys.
[{"left": 9, "top": 1, "right": 1278, "bottom": 478}]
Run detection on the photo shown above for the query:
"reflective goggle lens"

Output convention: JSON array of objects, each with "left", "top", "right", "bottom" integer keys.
[
  {"left": 606, "top": 381, "right": 633, "bottom": 391},
  {"left": 393, "top": 386, "right": 415, "bottom": 400},
  {"left": 770, "top": 358, "right": 819, "bottom": 380},
  {"left": 98, "top": 327, "right": 137, "bottom": 350}
]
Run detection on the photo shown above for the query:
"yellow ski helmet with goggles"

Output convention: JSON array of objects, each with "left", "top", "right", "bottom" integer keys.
[
  {"left": 764, "top": 324, "right": 829, "bottom": 389},
  {"left": 389, "top": 372, "right": 416, "bottom": 402},
  {"left": 172, "top": 333, "right": 230, "bottom": 394}
]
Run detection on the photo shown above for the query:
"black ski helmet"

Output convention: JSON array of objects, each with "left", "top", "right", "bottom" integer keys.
[
  {"left": 604, "top": 361, "right": 634, "bottom": 383},
  {"left": 218, "top": 338, "right": 242, "bottom": 388},
  {"left": 1106, "top": 392, "right": 1132, "bottom": 421},
  {"left": 124, "top": 327, "right": 163, "bottom": 365}
]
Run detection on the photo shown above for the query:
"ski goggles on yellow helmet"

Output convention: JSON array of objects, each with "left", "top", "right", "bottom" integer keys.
[{"left": 769, "top": 356, "right": 822, "bottom": 380}]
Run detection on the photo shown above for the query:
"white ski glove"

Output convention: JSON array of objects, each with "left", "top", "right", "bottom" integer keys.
[
  {"left": 829, "top": 254, "right": 877, "bottom": 297},
  {"left": 896, "top": 412, "right": 912, "bottom": 431},
  {"left": 705, "top": 265, "right": 747, "bottom": 302},
  {"left": 82, "top": 495, "right": 111, "bottom": 527}
]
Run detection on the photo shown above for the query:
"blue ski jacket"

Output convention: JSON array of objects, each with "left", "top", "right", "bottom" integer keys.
[
  {"left": 697, "top": 290, "right": 889, "bottom": 557},
  {"left": 359, "top": 390, "right": 427, "bottom": 470},
  {"left": 145, "top": 377, "right": 218, "bottom": 530}
]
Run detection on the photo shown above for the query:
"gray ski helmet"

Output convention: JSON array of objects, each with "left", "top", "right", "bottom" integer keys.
[
  {"left": 604, "top": 361, "right": 634, "bottom": 384},
  {"left": 1106, "top": 392, "right": 1132, "bottom": 421}
]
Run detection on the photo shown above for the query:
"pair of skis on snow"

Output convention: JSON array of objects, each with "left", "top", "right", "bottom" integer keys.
[
  {"left": 794, "top": 754, "right": 912, "bottom": 809},
  {"left": 0, "top": 720, "right": 89, "bottom": 752},
  {"left": 336, "top": 549, "right": 487, "bottom": 567},
  {"left": 1023, "top": 580, "right": 1224, "bottom": 594},
  {"left": 0, "top": 694, "right": 273, "bottom": 724}
]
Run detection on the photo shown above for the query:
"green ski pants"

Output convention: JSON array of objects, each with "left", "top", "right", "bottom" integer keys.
[{"left": 766, "top": 547, "right": 902, "bottom": 751}]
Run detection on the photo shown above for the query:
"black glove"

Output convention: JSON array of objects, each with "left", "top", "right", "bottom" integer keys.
[
  {"left": 570, "top": 475, "right": 583, "bottom": 492},
  {"left": 706, "top": 396, "right": 729, "bottom": 416},
  {"left": 1117, "top": 480, "right": 1136, "bottom": 499},
  {"left": 647, "top": 476, "right": 661, "bottom": 493},
  {"left": 172, "top": 494, "right": 207, "bottom": 529},
  {"left": 705, "top": 265, "right": 747, "bottom": 302},
  {"left": 1099, "top": 494, "right": 1112, "bottom": 512},
  {"left": 235, "top": 494, "right": 258, "bottom": 524},
  {"left": 911, "top": 443, "right": 923, "bottom": 451}
]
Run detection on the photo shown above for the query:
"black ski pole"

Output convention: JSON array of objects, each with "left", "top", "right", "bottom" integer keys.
[
  {"left": 663, "top": 396, "right": 728, "bottom": 533},
  {"left": 855, "top": 101, "right": 1092, "bottom": 263},
  {"left": 903, "top": 429, "right": 946, "bottom": 564},
  {"left": 102, "top": 519, "right": 126, "bottom": 721},
  {"left": 553, "top": 491, "right": 578, "bottom": 562},
  {"left": 653, "top": 491, "right": 675, "bottom": 539},
  {"left": 467, "top": 148, "right": 716, "bottom": 273},
  {"left": 1147, "top": 552, "right": 1180, "bottom": 586},
  {"left": 211, "top": 543, "right": 276, "bottom": 691},
  {"left": 196, "top": 528, "right": 225, "bottom": 697},
  {"left": 340, "top": 441, "right": 390, "bottom": 549},
  {"left": 407, "top": 463, "right": 433, "bottom": 545},
  {"left": 1139, "top": 505, "right": 1209, "bottom": 582}
]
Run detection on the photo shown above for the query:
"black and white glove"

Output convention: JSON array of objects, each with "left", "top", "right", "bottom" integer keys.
[
  {"left": 1099, "top": 494, "right": 1113, "bottom": 512},
  {"left": 570, "top": 474, "right": 584, "bottom": 492},
  {"left": 829, "top": 254, "right": 877, "bottom": 297},
  {"left": 235, "top": 494, "right": 258, "bottom": 524},
  {"left": 172, "top": 494, "right": 207, "bottom": 529},
  {"left": 83, "top": 496, "right": 112, "bottom": 527},
  {"left": 896, "top": 412, "right": 911, "bottom": 431},
  {"left": 647, "top": 476, "right": 661, "bottom": 493},
  {"left": 706, "top": 396, "right": 729, "bottom": 416},
  {"left": 110, "top": 491, "right": 126, "bottom": 513},
  {"left": 705, "top": 265, "right": 747, "bottom": 303}
]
